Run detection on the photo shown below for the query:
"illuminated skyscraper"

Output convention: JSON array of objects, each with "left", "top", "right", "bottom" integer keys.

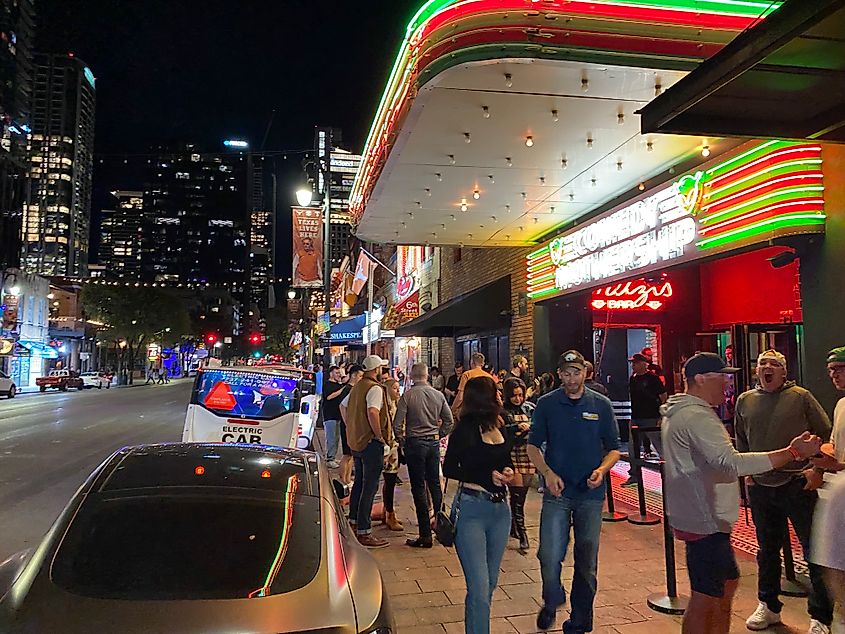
[{"left": 23, "top": 53, "right": 95, "bottom": 276}]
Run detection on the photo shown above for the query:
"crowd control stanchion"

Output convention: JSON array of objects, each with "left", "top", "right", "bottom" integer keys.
[
  {"left": 647, "top": 461, "right": 689, "bottom": 615},
  {"left": 626, "top": 425, "right": 661, "bottom": 526},
  {"left": 602, "top": 475, "right": 628, "bottom": 522},
  {"left": 780, "top": 524, "right": 810, "bottom": 597}
]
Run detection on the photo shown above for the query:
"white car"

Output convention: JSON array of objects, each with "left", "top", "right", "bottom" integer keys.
[
  {"left": 79, "top": 372, "right": 110, "bottom": 390},
  {"left": 0, "top": 370, "right": 15, "bottom": 398}
]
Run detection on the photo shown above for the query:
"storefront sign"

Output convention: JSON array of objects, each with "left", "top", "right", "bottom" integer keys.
[
  {"left": 527, "top": 141, "right": 825, "bottom": 300},
  {"left": 382, "top": 290, "right": 420, "bottom": 330},
  {"left": 291, "top": 207, "right": 323, "bottom": 288},
  {"left": 591, "top": 280, "right": 673, "bottom": 311},
  {"left": 0, "top": 338, "right": 14, "bottom": 355}
]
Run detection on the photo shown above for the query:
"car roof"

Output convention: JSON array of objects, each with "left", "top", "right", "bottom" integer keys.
[
  {"left": 95, "top": 443, "right": 320, "bottom": 497},
  {"left": 199, "top": 365, "right": 314, "bottom": 379}
]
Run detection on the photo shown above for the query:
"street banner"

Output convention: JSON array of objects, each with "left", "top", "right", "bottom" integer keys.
[
  {"left": 382, "top": 290, "right": 420, "bottom": 330},
  {"left": 292, "top": 207, "right": 323, "bottom": 288},
  {"left": 351, "top": 250, "right": 372, "bottom": 295}
]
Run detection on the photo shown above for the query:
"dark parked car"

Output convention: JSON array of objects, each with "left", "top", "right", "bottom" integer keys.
[{"left": 0, "top": 443, "right": 394, "bottom": 633}]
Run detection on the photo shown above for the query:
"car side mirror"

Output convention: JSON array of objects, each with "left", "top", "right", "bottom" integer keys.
[{"left": 332, "top": 478, "right": 349, "bottom": 500}]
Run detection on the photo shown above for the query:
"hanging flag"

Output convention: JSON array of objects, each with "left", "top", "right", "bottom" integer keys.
[
  {"left": 292, "top": 207, "right": 323, "bottom": 288},
  {"left": 351, "top": 250, "right": 372, "bottom": 295}
]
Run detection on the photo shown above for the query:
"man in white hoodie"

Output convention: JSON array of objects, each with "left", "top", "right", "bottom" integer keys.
[{"left": 661, "top": 352, "right": 823, "bottom": 634}]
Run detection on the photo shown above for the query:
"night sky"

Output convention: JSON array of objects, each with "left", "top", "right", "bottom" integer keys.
[{"left": 37, "top": 0, "right": 421, "bottom": 276}]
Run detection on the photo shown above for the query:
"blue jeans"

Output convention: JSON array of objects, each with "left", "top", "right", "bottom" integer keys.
[
  {"left": 404, "top": 437, "right": 442, "bottom": 541},
  {"left": 324, "top": 419, "right": 339, "bottom": 460},
  {"left": 349, "top": 439, "right": 384, "bottom": 535},
  {"left": 537, "top": 495, "right": 604, "bottom": 633},
  {"left": 453, "top": 491, "right": 511, "bottom": 634}
]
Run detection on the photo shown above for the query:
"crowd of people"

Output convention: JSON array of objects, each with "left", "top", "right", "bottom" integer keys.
[{"left": 319, "top": 345, "right": 845, "bottom": 634}]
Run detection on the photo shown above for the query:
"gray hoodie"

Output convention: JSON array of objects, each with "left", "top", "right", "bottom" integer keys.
[{"left": 661, "top": 393, "right": 773, "bottom": 535}]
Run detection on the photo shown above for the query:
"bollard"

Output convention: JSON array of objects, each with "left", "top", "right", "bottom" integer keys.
[
  {"left": 602, "top": 475, "right": 628, "bottom": 522},
  {"left": 780, "top": 523, "right": 810, "bottom": 597},
  {"left": 627, "top": 425, "right": 661, "bottom": 526},
  {"left": 647, "top": 461, "right": 689, "bottom": 615}
]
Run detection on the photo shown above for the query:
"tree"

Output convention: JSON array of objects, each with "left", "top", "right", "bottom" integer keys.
[{"left": 81, "top": 285, "right": 191, "bottom": 384}]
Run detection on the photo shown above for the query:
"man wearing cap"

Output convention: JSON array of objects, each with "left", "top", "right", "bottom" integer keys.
[
  {"left": 735, "top": 350, "right": 833, "bottom": 633},
  {"left": 527, "top": 350, "right": 621, "bottom": 633},
  {"left": 342, "top": 354, "right": 391, "bottom": 549},
  {"left": 662, "top": 352, "right": 824, "bottom": 634},
  {"left": 623, "top": 352, "right": 668, "bottom": 487}
]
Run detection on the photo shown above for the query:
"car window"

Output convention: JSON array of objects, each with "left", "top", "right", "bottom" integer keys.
[
  {"left": 52, "top": 490, "right": 322, "bottom": 600},
  {"left": 191, "top": 369, "right": 300, "bottom": 420}
]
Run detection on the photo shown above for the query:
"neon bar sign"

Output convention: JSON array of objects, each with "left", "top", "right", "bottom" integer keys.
[
  {"left": 591, "top": 280, "right": 673, "bottom": 311},
  {"left": 526, "top": 141, "right": 824, "bottom": 300}
]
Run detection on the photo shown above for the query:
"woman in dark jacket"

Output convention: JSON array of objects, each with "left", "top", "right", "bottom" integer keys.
[
  {"left": 443, "top": 376, "right": 514, "bottom": 634},
  {"left": 502, "top": 377, "right": 534, "bottom": 553}
]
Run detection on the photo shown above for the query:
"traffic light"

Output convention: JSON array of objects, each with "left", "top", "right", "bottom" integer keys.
[
  {"left": 205, "top": 333, "right": 218, "bottom": 345},
  {"left": 248, "top": 332, "right": 261, "bottom": 345}
]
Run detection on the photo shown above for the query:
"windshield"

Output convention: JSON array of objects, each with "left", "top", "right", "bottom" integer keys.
[
  {"left": 52, "top": 486, "right": 321, "bottom": 600},
  {"left": 191, "top": 369, "right": 300, "bottom": 420}
]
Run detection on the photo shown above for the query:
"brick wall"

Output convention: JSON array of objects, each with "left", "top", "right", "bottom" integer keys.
[{"left": 436, "top": 246, "right": 534, "bottom": 372}]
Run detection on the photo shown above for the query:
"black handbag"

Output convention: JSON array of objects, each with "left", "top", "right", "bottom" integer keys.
[{"left": 435, "top": 479, "right": 460, "bottom": 547}]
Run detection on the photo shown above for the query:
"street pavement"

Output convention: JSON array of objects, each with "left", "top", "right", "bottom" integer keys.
[{"left": 0, "top": 379, "right": 190, "bottom": 562}]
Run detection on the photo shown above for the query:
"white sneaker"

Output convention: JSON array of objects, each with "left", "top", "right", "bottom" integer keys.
[
  {"left": 746, "top": 602, "right": 782, "bottom": 630},
  {"left": 808, "top": 620, "right": 831, "bottom": 634},
  {"left": 327, "top": 460, "right": 340, "bottom": 469}
]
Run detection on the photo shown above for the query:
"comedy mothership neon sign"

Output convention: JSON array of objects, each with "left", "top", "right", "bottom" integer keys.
[{"left": 526, "top": 141, "right": 825, "bottom": 300}]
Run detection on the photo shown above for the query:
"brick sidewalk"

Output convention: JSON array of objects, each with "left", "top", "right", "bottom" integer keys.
[{"left": 367, "top": 467, "right": 811, "bottom": 633}]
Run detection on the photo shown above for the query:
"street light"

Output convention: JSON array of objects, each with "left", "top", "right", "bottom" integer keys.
[{"left": 295, "top": 188, "right": 312, "bottom": 207}]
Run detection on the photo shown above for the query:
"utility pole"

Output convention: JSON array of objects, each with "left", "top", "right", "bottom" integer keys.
[{"left": 319, "top": 127, "right": 333, "bottom": 375}]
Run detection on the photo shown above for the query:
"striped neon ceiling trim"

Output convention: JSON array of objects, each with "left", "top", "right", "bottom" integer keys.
[{"left": 350, "top": 0, "right": 782, "bottom": 222}]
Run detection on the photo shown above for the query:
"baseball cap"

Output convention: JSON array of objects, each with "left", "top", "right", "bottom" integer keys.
[
  {"left": 641, "top": 347, "right": 654, "bottom": 358},
  {"left": 826, "top": 346, "right": 845, "bottom": 364},
  {"left": 757, "top": 349, "right": 786, "bottom": 368},
  {"left": 558, "top": 350, "right": 586, "bottom": 370},
  {"left": 684, "top": 352, "right": 739, "bottom": 379},
  {"left": 629, "top": 353, "right": 650, "bottom": 363},
  {"left": 362, "top": 355, "right": 389, "bottom": 371}
]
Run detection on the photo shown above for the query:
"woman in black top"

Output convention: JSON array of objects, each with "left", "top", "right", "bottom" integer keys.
[
  {"left": 502, "top": 377, "right": 534, "bottom": 553},
  {"left": 443, "top": 376, "right": 514, "bottom": 634}
]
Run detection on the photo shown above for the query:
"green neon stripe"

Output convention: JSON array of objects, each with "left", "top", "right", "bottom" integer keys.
[
  {"left": 528, "top": 272, "right": 555, "bottom": 284},
  {"left": 705, "top": 140, "right": 783, "bottom": 177},
  {"left": 528, "top": 287, "right": 561, "bottom": 300},
  {"left": 528, "top": 245, "right": 550, "bottom": 260},
  {"left": 528, "top": 262, "right": 554, "bottom": 274},
  {"left": 697, "top": 213, "right": 825, "bottom": 249},
  {"left": 701, "top": 186, "right": 825, "bottom": 225},
  {"left": 707, "top": 160, "right": 823, "bottom": 201}
]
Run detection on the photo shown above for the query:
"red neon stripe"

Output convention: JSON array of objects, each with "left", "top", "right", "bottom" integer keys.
[
  {"left": 706, "top": 146, "right": 821, "bottom": 190},
  {"left": 701, "top": 174, "right": 824, "bottom": 217},
  {"left": 698, "top": 199, "right": 824, "bottom": 236},
  {"left": 412, "top": 1, "right": 755, "bottom": 47}
]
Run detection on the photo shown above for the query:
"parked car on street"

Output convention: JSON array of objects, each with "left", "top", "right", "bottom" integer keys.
[
  {"left": 0, "top": 370, "right": 15, "bottom": 398},
  {"left": 0, "top": 443, "right": 395, "bottom": 634},
  {"left": 79, "top": 372, "right": 111, "bottom": 390},
  {"left": 35, "top": 369, "right": 84, "bottom": 392}
]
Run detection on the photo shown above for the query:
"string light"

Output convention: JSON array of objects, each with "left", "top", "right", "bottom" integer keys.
[
  {"left": 473, "top": 189, "right": 480, "bottom": 200},
  {"left": 551, "top": 110, "right": 559, "bottom": 122},
  {"left": 617, "top": 112, "right": 625, "bottom": 125},
  {"left": 647, "top": 140, "right": 654, "bottom": 152},
  {"left": 488, "top": 174, "right": 495, "bottom": 184},
  {"left": 504, "top": 73, "right": 513, "bottom": 88},
  {"left": 638, "top": 182, "right": 646, "bottom": 191},
  {"left": 506, "top": 157, "right": 513, "bottom": 167},
  {"left": 482, "top": 106, "right": 490, "bottom": 119},
  {"left": 464, "top": 132, "right": 471, "bottom": 144},
  {"left": 581, "top": 77, "right": 589, "bottom": 92},
  {"left": 435, "top": 173, "right": 442, "bottom": 182},
  {"left": 460, "top": 198, "right": 468, "bottom": 212},
  {"left": 525, "top": 136, "right": 534, "bottom": 147},
  {"left": 561, "top": 157, "right": 568, "bottom": 169},
  {"left": 587, "top": 136, "right": 594, "bottom": 149},
  {"left": 702, "top": 145, "right": 711, "bottom": 157},
  {"left": 448, "top": 154, "right": 456, "bottom": 165}
]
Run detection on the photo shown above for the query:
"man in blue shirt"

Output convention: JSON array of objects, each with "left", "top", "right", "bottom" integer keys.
[{"left": 527, "top": 350, "right": 621, "bottom": 634}]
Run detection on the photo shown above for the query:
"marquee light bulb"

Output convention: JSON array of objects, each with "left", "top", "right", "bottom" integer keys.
[
  {"left": 617, "top": 112, "right": 625, "bottom": 125},
  {"left": 586, "top": 136, "right": 594, "bottom": 149},
  {"left": 464, "top": 132, "right": 471, "bottom": 144},
  {"left": 617, "top": 160, "right": 623, "bottom": 172},
  {"left": 591, "top": 177, "right": 597, "bottom": 187},
  {"left": 506, "top": 157, "right": 513, "bottom": 167},
  {"left": 482, "top": 106, "right": 490, "bottom": 119},
  {"left": 561, "top": 157, "right": 568, "bottom": 169},
  {"left": 504, "top": 73, "right": 513, "bottom": 88},
  {"left": 581, "top": 77, "right": 589, "bottom": 92},
  {"left": 525, "top": 136, "right": 534, "bottom": 147},
  {"left": 551, "top": 110, "right": 559, "bottom": 122},
  {"left": 505, "top": 204, "right": 511, "bottom": 213},
  {"left": 702, "top": 145, "right": 711, "bottom": 157},
  {"left": 646, "top": 140, "right": 654, "bottom": 152},
  {"left": 450, "top": 214, "right": 456, "bottom": 221},
  {"left": 448, "top": 154, "right": 456, "bottom": 165},
  {"left": 435, "top": 172, "right": 442, "bottom": 182},
  {"left": 569, "top": 192, "right": 575, "bottom": 201},
  {"left": 473, "top": 189, "right": 480, "bottom": 200},
  {"left": 539, "top": 176, "right": 545, "bottom": 185},
  {"left": 638, "top": 182, "right": 646, "bottom": 191},
  {"left": 655, "top": 82, "right": 663, "bottom": 96},
  {"left": 488, "top": 174, "right": 495, "bottom": 184}
]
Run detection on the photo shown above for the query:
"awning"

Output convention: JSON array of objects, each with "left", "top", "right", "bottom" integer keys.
[
  {"left": 395, "top": 276, "right": 511, "bottom": 338},
  {"left": 639, "top": 0, "right": 845, "bottom": 142},
  {"left": 18, "top": 340, "right": 59, "bottom": 359},
  {"left": 330, "top": 314, "right": 367, "bottom": 344}
]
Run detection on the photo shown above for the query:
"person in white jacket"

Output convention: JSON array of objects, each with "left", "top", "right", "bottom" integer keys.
[{"left": 661, "top": 352, "right": 823, "bottom": 634}]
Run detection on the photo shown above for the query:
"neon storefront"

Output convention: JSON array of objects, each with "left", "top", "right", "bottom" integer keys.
[{"left": 526, "top": 139, "right": 831, "bottom": 409}]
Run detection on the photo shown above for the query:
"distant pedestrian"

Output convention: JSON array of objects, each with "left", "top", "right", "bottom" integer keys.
[
  {"left": 323, "top": 365, "right": 349, "bottom": 469},
  {"left": 735, "top": 349, "right": 833, "bottom": 633},
  {"left": 583, "top": 361, "right": 608, "bottom": 397},
  {"left": 341, "top": 355, "right": 391, "bottom": 549},
  {"left": 431, "top": 366, "right": 445, "bottom": 393},
  {"left": 393, "top": 363, "right": 454, "bottom": 548},
  {"left": 443, "top": 375, "right": 513, "bottom": 634},
  {"left": 528, "top": 350, "right": 620, "bottom": 634},
  {"left": 381, "top": 378, "right": 404, "bottom": 532},
  {"left": 622, "top": 352, "right": 668, "bottom": 487},
  {"left": 502, "top": 377, "right": 534, "bottom": 554},
  {"left": 163, "top": 367, "right": 170, "bottom": 383},
  {"left": 510, "top": 354, "right": 534, "bottom": 399},
  {"left": 445, "top": 362, "right": 464, "bottom": 405},
  {"left": 452, "top": 352, "right": 489, "bottom": 415},
  {"left": 156, "top": 367, "right": 166, "bottom": 384},
  {"left": 661, "top": 352, "right": 824, "bottom": 634},
  {"left": 144, "top": 366, "right": 155, "bottom": 385}
]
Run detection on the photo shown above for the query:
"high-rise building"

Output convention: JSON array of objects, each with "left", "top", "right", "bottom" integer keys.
[
  {"left": 309, "top": 128, "right": 361, "bottom": 270},
  {"left": 23, "top": 53, "right": 96, "bottom": 277},
  {"left": 248, "top": 154, "right": 273, "bottom": 312},
  {"left": 0, "top": 0, "right": 35, "bottom": 270},
  {"left": 142, "top": 144, "right": 248, "bottom": 286},
  {"left": 98, "top": 190, "right": 145, "bottom": 278}
]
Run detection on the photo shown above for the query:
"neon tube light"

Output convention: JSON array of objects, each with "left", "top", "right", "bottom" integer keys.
[
  {"left": 706, "top": 159, "right": 823, "bottom": 200},
  {"left": 701, "top": 186, "right": 825, "bottom": 225},
  {"left": 697, "top": 213, "right": 826, "bottom": 249},
  {"left": 699, "top": 200, "right": 824, "bottom": 235},
  {"left": 700, "top": 174, "right": 823, "bottom": 214},
  {"left": 707, "top": 146, "right": 821, "bottom": 188}
]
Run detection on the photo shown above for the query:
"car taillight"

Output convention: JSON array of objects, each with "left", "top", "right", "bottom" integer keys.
[
  {"left": 297, "top": 423, "right": 303, "bottom": 437},
  {"left": 194, "top": 465, "right": 205, "bottom": 476}
]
